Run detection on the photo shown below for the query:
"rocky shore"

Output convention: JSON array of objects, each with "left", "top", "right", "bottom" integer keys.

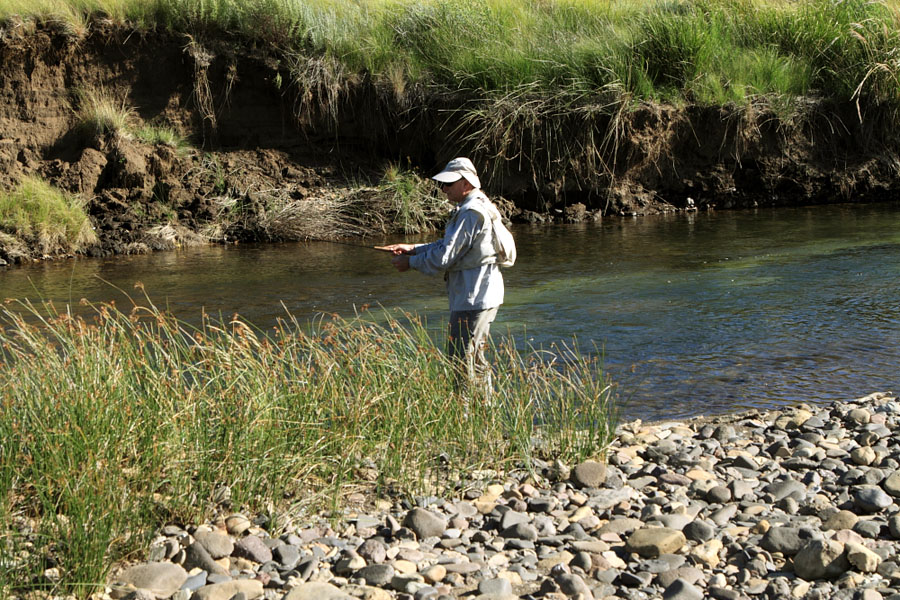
[{"left": 106, "top": 391, "right": 900, "bottom": 600}]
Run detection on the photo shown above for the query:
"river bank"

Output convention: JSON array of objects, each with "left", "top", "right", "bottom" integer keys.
[
  {"left": 3, "top": 15, "right": 900, "bottom": 265},
  {"left": 88, "top": 391, "right": 900, "bottom": 600}
]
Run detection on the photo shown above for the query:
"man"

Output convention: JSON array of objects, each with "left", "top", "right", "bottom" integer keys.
[{"left": 383, "top": 157, "right": 505, "bottom": 396}]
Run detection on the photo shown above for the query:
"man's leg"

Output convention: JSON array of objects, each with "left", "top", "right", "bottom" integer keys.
[{"left": 448, "top": 307, "right": 498, "bottom": 398}]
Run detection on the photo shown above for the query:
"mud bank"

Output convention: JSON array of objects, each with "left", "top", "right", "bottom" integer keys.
[{"left": 2, "top": 22, "right": 900, "bottom": 264}]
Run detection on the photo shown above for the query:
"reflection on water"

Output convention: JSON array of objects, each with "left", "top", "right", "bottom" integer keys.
[{"left": 3, "top": 203, "right": 900, "bottom": 421}]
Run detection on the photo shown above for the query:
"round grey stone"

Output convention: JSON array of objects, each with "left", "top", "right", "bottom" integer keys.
[
  {"left": 115, "top": 562, "right": 188, "bottom": 599},
  {"left": 854, "top": 486, "right": 894, "bottom": 513},
  {"left": 356, "top": 564, "right": 395, "bottom": 586},
  {"left": 194, "top": 531, "right": 234, "bottom": 560},
  {"left": 403, "top": 508, "right": 447, "bottom": 539},
  {"left": 683, "top": 520, "right": 715, "bottom": 543},
  {"left": 572, "top": 460, "right": 608, "bottom": 488},
  {"left": 233, "top": 535, "right": 273, "bottom": 564},
  {"left": 478, "top": 578, "right": 513, "bottom": 596}
]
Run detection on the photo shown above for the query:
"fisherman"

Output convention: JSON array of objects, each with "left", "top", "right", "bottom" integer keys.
[{"left": 382, "top": 157, "right": 507, "bottom": 397}]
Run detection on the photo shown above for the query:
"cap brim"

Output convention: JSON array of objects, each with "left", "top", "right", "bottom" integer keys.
[{"left": 432, "top": 172, "right": 463, "bottom": 183}]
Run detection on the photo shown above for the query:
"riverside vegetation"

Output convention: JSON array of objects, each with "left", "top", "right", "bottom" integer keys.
[
  {"left": 0, "top": 296, "right": 617, "bottom": 597},
  {"left": 2, "top": 0, "right": 900, "bottom": 262}
]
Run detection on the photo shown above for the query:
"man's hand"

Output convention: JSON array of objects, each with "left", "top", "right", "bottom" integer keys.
[
  {"left": 376, "top": 243, "right": 415, "bottom": 255},
  {"left": 391, "top": 254, "right": 411, "bottom": 272}
]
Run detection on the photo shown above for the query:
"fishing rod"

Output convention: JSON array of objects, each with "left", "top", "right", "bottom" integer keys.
[{"left": 305, "top": 238, "right": 396, "bottom": 252}]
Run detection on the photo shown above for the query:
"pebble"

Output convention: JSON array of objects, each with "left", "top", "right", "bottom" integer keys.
[{"left": 106, "top": 392, "right": 900, "bottom": 600}]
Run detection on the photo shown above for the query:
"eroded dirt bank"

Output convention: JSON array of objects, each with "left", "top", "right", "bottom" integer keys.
[{"left": 2, "top": 22, "right": 900, "bottom": 264}]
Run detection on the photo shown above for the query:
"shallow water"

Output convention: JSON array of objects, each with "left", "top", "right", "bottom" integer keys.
[{"left": 2, "top": 202, "right": 899, "bottom": 421}]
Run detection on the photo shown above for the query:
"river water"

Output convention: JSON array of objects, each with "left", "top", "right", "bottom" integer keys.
[{"left": 2, "top": 202, "right": 899, "bottom": 421}]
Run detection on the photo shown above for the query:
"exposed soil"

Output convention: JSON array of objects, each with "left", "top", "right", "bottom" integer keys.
[{"left": 2, "top": 20, "right": 900, "bottom": 265}]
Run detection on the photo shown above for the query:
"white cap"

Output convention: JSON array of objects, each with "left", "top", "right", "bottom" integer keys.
[{"left": 431, "top": 157, "right": 481, "bottom": 189}]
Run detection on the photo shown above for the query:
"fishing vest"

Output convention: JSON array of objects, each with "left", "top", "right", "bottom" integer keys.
[{"left": 447, "top": 191, "right": 516, "bottom": 272}]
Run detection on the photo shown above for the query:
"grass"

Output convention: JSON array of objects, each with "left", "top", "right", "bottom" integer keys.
[
  {"left": 3, "top": 0, "right": 897, "bottom": 193},
  {"left": 0, "top": 176, "right": 97, "bottom": 256},
  {"left": 371, "top": 164, "right": 450, "bottom": 234},
  {"left": 1, "top": 0, "right": 897, "bottom": 108},
  {"left": 73, "top": 86, "right": 134, "bottom": 139},
  {"left": 0, "top": 296, "right": 618, "bottom": 597}
]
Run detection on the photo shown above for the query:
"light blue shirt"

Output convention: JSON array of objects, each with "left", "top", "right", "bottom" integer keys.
[{"left": 409, "top": 191, "right": 505, "bottom": 312}]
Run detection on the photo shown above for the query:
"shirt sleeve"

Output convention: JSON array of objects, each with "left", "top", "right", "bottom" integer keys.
[{"left": 408, "top": 210, "right": 484, "bottom": 276}]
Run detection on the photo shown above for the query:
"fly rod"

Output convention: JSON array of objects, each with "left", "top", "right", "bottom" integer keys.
[{"left": 305, "top": 238, "right": 396, "bottom": 252}]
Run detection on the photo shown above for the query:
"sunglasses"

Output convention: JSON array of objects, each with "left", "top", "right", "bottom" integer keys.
[{"left": 440, "top": 180, "right": 456, "bottom": 190}]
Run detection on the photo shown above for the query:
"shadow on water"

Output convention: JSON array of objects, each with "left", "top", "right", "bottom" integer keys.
[{"left": 2, "top": 202, "right": 900, "bottom": 421}]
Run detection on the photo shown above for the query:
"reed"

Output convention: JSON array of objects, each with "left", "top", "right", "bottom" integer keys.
[{"left": 0, "top": 296, "right": 617, "bottom": 597}]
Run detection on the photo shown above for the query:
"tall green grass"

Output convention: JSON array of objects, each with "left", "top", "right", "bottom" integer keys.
[
  {"left": 1, "top": 0, "right": 898, "bottom": 107},
  {"left": 0, "top": 176, "right": 97, "bottom": 256},
  {"left": 0, "top": 297, "right": 617, "bottom": 597}
]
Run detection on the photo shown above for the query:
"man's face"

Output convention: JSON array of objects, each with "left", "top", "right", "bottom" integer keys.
[{"left": 440, "top": 178, "right": 469, "bottom": 204}]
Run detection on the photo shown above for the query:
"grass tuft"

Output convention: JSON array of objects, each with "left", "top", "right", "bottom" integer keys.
[
  {"left": 73, "top": 86, "right": 134, "bottom": 139},
  {"left": 0, "top": 175, "right": 98, "bottom": 256},
  {"left": 0, "top": 297, "right": 617, "bottom": 596}
]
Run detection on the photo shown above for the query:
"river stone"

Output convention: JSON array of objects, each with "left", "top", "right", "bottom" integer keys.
[
  {"left": 599, "top": 518, "right": 644, "bottom": 536},
  {"left": 883, "top": 471, "right": 900, "bottom": 496},
  {"left": 283, "top": 582, "right": 356, "bottom": 600},
  {"left": 404, "top": 508, "right": 447, "bottom": 539},
  {"left": 422, "top": 565, "right": 446, "bottom": 584},
  {"left": 554, "top": 572, "right": 594, "bottom": 599},
  {"left": 845, "top": 542, "right": 882, "bottom": 572},
  {"left": 572, "top": 460, "right": 607, "bottom": 488},
  {"left": 233, "top": 535, "right": 273, "bottom": 564},
  {"left": 358, "top": 539, "right": 387, "bottom": 564},
  {"left": 499, "top": 510, "right": 530, "bottom": 529},
  {"left": 115, "top": 562, "right": 188, "bottom": 598},
  {"left": 824, "top": 510, "right": 859, "bottom": 531},
  {"left": 225, "top": 515, "right": 252, "bottom": 536},
  {"left": 501, "top": 522, "right": 539, "bottom": 541},
  {"left": 764, "top": 478, "right": 807, "bottom": 502},
  {"left": 357, "top": 564, "right": 395, "bottom": 586},
  {"left": 641, "top": 554, "right": 686, "bottom": 573},
  {"left": 273, "top": 543, "right": 302, "bottom": 569},
  {"left": 853, "top": 486, "right": 894, "bottom": 513},
  {"left": 761, "top": 526, "right": 820, "bottom": 556},
  {"left": 848, "top": 408, "right": 872, "bottom": 425},
  {"left": 662, "top": 578, "right": 703, "bottom": 600},
  {"left": 478, "top": 578, "right": 513, "bottom": 596},
  {"left": 706, "top": 485, "right": 732, "bottom": 503},
  {"left": 656, "top": 566, "right": 704, "bottom": 589},
  {"left": 192, "top": 579, "right": 264, "bottom": 600},
  {"left": 793, "top": 539, "right": 850, "bottom": 580},
  {"left": 194, "top": 530, "right": 234, "bottom": 560},
  {"left": 683, "top": 520, "right": 715, "bottom": 542},
  {"left": 626, "top": 528, "right": 686, "bottom": 558},
  {"left": 184, "top": 542, "right": 229, "bottom": 576}
]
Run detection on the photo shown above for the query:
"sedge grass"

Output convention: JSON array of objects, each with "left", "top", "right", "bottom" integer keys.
[
  {"left": 0, "top": 176, "right": 97, "bottom": 256},
  {"left": 0, "top": 296, "right": 617, "bottom": 597}
]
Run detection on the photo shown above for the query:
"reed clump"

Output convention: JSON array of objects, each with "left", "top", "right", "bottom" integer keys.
[{"left": 0, "top": 297, "right": 617, "bottom": 597}]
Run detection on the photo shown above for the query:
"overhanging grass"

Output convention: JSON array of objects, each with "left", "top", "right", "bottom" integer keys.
[
  {"left": 0, "top": 176, "right": 97, "bottom": 256},
  {"left": 0, "top": 297, "right": 617, "bottom": 597},
  {"left": 0, "top": 0, "right": 898, "bottom": 107}
]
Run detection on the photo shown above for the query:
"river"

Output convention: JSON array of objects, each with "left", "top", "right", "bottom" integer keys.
[{"left": 2, "top": 202, "right": 899, "bottom": 421}]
